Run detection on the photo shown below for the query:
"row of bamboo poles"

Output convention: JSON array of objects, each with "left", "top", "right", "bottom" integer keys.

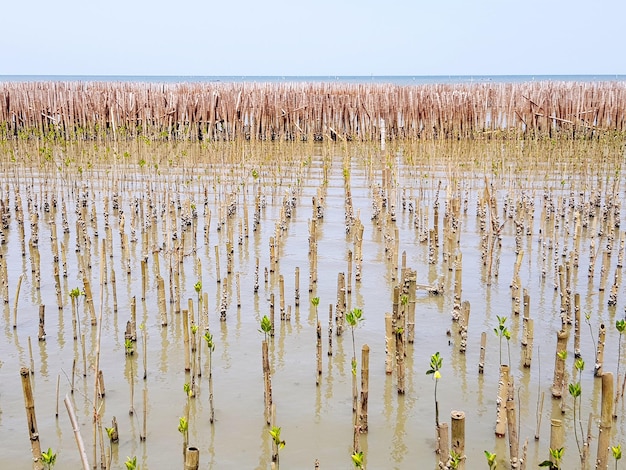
[{"left": 2, "top": 80, "right": 626, "bottom": 142}]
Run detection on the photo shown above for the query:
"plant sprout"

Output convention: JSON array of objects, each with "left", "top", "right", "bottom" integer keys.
[
  {"left": 484, "top": 450, "right": 497, "bottom": 469},
  {"left": 260, "top": 315, "right": 271, "bottom": 342},
  {"left": 493, "top": 315, "right": 510, "bottom": 366},
  {"left": 346, "top": 307, "right": 363, "bottom": 375},
  {"left": 351, "top": 451, "right": 364, "bottom": 468},
  {"left": 426, "top": 351, "right": 443, "bottom": 427},
  {"left": 41, "top": 448, "right": 57, "bottom": 470},
  {"left": 612, "top": 444, "right": 622, "bottom": 470},
  {"left": 539, "top": 447, "right": 564, "bottom": 469},
  {"left": 124, "top": 456, "right": 138, "bottom": 470}
]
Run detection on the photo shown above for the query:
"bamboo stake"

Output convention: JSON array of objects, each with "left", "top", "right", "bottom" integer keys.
[
  {"left": 20, "top": 367, "right": 44, "bottom": 470},
  {"left": 184, "top": 447, "right": 200, "bottom": 470},
  {"left": 13, "top": 272, "right": 24, "bottom": 328},
  {"left": 64, "top": 394, "right": 91, "bottom": 470},
  {"left": 450, "top": 411, "right": 466, "bottom": 470},
  {"left": 596, "top": 372, "right": 613, "bottom": 469},
  {"left": 549, "top": 418, "right": 563, "bottom": 465},
  {"left": 359, "top": 344, "right": 369, "bottom": 433}
]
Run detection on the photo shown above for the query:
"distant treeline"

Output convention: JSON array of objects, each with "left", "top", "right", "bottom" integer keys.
[{"left": 1, "top": 80, "right": 625, "bottom": 141}]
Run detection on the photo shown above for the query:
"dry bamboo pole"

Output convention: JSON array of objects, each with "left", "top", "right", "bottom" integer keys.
[
  {"left": 20, "top": 367, "right": 45, "bottom": 470},
  {"left": 478, "top": 331, "right": 487, "bottom": 374},
  {"left": 522, "top": 319, "right": 534, "bottom": 368},
  {"left": 214, "top": 245, "right": 221, "bottom": 284},
  {"left": 184, "top": 446, "right": 200, "bottom": 470},
  {"left": 140, "top": 388, "right": 147, "bottom": 441},
  {"left": 262, "top": 339, "right": 272, "bottom": 425},
  {"left": 551, "top": 329, "right": 569, "bottom": 398},
  {"left": 183, "top": 309, "right": 191, "bottom": 372},
  {"left": 549, "top": 418, "right": 564, "bottom": 465},
  {"left": 38, "top": 304, "right": 46, "bottom": 341},
  {"left": 506, "top": 380, "right": 519, "bottom": 468},
  {"left": 12, "top": 272, "right": 24, "bottom": 328},
  {"left": 385, "top": 314, "right": 394, "bottom": 374},
  {"left": 359, "top": 344, "right": 369, "bottom": 433},
  {"left": 157, "top": 275, "right": 167, "bottom": 326},
  {"left": 595, "top": 323, "right": 606, "bottom": 377},
  {"left": 294, "top": 267, "right": 300, "bottom": 306},
  {"left": 574, "top": 293, "right": 581, "bottom": 357},
  {"left": 327, "top": 304, "right": 333, "bottom": 356},
  {"left": 596, "top": 372, "right": 613, "bottom": 469},
  {"left": 28, "top": 336, "right": 35, "bottom": 374},
  {"left": 495, "top": 365, "right": 509, "bottom": 437},
  {"left": 65, "top": 394, "right": 91, "bottom": 470},
  {"left": 316, "top": 320, "right": 322, "bottom": 386},
  {"left": 437, "top": 422, "right": 450, "bottom": 467},
  {"left": 450, "top": 411, "right": 466, "bottom": 470}
]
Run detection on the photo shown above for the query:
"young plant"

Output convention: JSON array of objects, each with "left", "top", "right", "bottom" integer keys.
[
  {"left": 447, "top": 449, "right": 461, "bottom": 469},
  {"left": 260, "top": 315, "right": 271, "bottom": 342},
  {"left": 585, "top": 312, "right": 598, "bottom": 363},
  {"left": 269, "top": 426, "right": 286, "bottom": 467},
  {"left": 351, "top": 451, "right": 364, "bottom": 469},
  {"left": 484, "top": 450, "right": 497, "bottom": 469},
  {"left": 539, "top": 447, "right": 564, "bottom": 469},
  {"left": 124, "top": 338, "right": 134, "bottom": 356},
  {"left": 203, "top": 330, "right": 215, "bottom": 423},
  {"left": 41, "top": 448, "right": 57, "bottom": 470},
  {"left": 346, "top": 307, "right": 363, "bottom": 375},
  {"left": 178, "top": 416, "right": 189, "bottom": 449},
  {"left": 311, "top": 296, "right": 320, "bottom": 323},
  {"left": 426, "top": 351, "right": 443, "bottom": 427},
  {"left": 612, "top": 444, "right": 622, "bottom": 470},
  {"left": 493, "top": 315, "right": 510, "bottom": 366},
  {"left": 194, "top": 280, "right": 202, "bottom": 318},
  {"left": 124, "top": 456, "right": 138, "bottom": 470}
]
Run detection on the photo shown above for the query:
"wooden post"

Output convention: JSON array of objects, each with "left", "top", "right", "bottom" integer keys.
[
  {"left": 549, "top": 419, "right": 564, "bottom": 465},
  {"left": 596, "top": 372, "right": 613, "bottom": 469},
  {"left": 385, "top": 314, "right": 394, "bottom": 374},
  {"left": 38, "top": 304, "right": 46, "bottom": 341},
  {"left": 495, "top": 365, "right": 509, "bottom": 437},
  {"left": 316, "top": 320, "right": 322, "bottom": 386},
  {"left": 183, "top": 309, "right": 191, "bottom": 372},
  {"left": 551, "top": 329, "right": 568, "bottom": 397},
  {"left": 184, "top": 446, "right": 200, "bottom": 470},
  {"left": 20, "top": 367, "right": 44, "bottom": 470},
  {"left": 359, "top": 344, "right": 369, "bottom": 433},
  {"left": 595, "top": 323, "right": 606, "bottom": 377},
  {"left": 262, "top": 340, "right": 272, "bottom": 425},
  {"left": 478, "top": 331, "right": 487, "bottom": 374},
  {"left": 506, "top": 380, "right": 519, "bottom": 468},
  {"left": 65, "top": 394, "right": 91, "bottom": 470},
  {"left": 451, "top": 410, "right": 466, "bottom": 470}
]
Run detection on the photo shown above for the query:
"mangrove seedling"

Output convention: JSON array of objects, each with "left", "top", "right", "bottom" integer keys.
[
  {"left": 447, "top": 449, "right": 461, "bottom": 469},
  {"left": 269, "top": 426, "right": 286, "bottom": 466},
  {"left": 311, "top": 296, "right": 320, "bottom": 323},
  {"left": 612, "top": 444, "right": 622, "bottom": 470},
  {"left": 203, "top": 330, "right": 215, "bottom": 423},
  {"left": 260, "top": 315, "right": 271, "bottom": 342},
  {"left": 178, "top": 416, "right": 189, "bottom": 448},
  {"left": 539, "top": 447, "right": 564, "bottom": 469},
  {"left": 41, "top": 448, "right": 57, "bottom": 470},
  {"left": 585, "top": 312, "right": 598, "bottom": 363},
  {"left": 351, "top": 451, "right": 364, "bottom": 469},
  {"left": 484, "top": 450, "right": 497, "bottom": 469},
  {"left": 494, "top": 315, "right": 510, "bottom": 366},
  {"left": 426, "top": 351, "right": 443, "bottom": 427},
  {"left": 124, "top": 456, "right": 138, "bottom": 470},
  {"left": 346, "top": 307, "right": 363, "bottom": 375},
  {"left": 124, "top": 338, "right": 134, "bottom": 356}
]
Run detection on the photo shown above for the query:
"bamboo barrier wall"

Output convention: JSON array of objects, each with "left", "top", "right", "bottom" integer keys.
[{"left": 1, "top": 80, "right": 625, "bottom": 141}]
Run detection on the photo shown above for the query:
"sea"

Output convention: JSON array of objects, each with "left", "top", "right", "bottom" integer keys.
[{"left": 0, "top": 74, "right": 625, "bottom": 85}]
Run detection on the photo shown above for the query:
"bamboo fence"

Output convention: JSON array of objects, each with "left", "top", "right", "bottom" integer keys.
[{"left": 1, "top": 80, "right": 625, "bottom": 141}]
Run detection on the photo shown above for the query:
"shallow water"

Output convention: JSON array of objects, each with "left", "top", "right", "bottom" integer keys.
[{"left": 0, "top": 140, "right": 625, "bottom": 469}]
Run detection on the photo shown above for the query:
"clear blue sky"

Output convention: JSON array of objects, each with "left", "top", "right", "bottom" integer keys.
[{"left": 2, "top": 0, "right": 624, "bottom": 76}]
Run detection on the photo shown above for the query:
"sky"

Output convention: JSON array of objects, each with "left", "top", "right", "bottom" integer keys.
[{"left": 2, "top": 0, "right": 625, "bottom": 77}]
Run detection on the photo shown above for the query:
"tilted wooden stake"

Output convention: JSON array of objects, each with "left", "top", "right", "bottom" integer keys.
[{"left": 20, "top": 367, "right": 44, "bottom": 470}]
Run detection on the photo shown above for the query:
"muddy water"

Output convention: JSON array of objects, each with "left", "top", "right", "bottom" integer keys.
[{"left": 0, "top": 140, "right": 625, "bottom": 469}]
